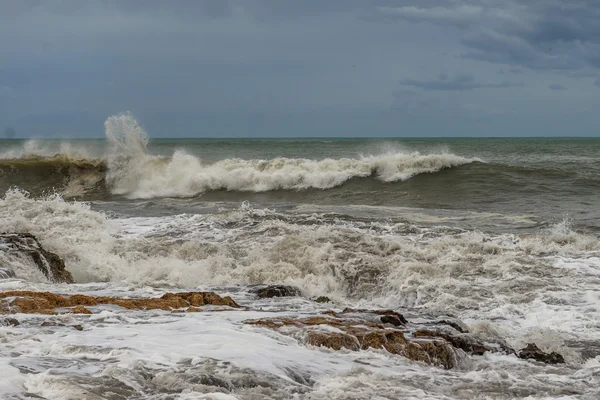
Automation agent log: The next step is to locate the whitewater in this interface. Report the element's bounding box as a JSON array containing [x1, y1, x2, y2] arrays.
[[1, 114, 600, 399]]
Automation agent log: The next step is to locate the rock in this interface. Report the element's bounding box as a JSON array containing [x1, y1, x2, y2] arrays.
[[247, 314, 457, 369], [306, 331, 360, 351], [380, 315, 405, 327], [0, 317, 19, 326], [70, 305, 92, 314], [341, 308, 408, 324], [41, 321, 64, 327], [431, 319, 470, 334], [0, 291, 240, 314], [518, 343, 565, 364], [413, 330, 491, 355], [314, 296, 332, 303], [0, 233, 73, 283], [72, 324, 84, 331], [254, 285, 301, 299]]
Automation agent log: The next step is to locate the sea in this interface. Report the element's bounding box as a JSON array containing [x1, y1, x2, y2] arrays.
[[1, 113, 599, 399]]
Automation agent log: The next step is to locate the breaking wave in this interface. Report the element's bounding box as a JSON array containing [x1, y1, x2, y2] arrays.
[[0, 113, 479, 199]]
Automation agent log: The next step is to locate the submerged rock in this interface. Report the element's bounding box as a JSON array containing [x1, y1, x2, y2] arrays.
[[253, 285, 301, 299], [0, 317, 19, 326], [314, 296, 332, 303], [518, 343, 565, 364], [0, 291, 240, 314], [380, 315, 406, 327], [0, 233, 73, 283]]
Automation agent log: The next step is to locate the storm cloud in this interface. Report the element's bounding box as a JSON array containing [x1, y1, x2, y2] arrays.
[[0, 0, 598, 137]]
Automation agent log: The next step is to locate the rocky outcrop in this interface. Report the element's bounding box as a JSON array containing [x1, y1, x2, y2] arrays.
[[0, 291, 240, 315], [0, 233, 73, 283], [253, 285, 301, 299], [245, 308, 533, 370], [246, 311, 458, 369], [518, 343, 565, 364]]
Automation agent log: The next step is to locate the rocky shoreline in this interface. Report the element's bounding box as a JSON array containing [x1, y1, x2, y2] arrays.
[[1, 233, 566, 373]]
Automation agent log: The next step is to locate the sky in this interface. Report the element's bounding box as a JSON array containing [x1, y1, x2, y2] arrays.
[[0, 0, 599, 138]]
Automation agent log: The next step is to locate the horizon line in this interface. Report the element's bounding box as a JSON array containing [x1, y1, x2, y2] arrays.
[[1, 136, 600, 140]]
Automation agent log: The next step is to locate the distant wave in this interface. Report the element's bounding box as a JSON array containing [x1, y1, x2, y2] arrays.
[[0, 113, 481, 199]]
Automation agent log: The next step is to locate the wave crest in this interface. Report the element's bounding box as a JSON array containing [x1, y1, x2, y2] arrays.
[[102, 114, 479, 198], [1, 113, 480, 199]]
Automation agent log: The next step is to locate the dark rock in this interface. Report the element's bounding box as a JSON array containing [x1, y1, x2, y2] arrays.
[[72, 325, 84, 331], [1, 317, 19, 326], [342, 308, 408, 324], [314, 296, 332, 303], [380, 315, 405, 326], [254, 285, 301, 299], [414, 330, 491, 355], [518, 343, 565, 364], [0, 233, 73, 283], [41, 321, 64, 327], [433, 319, 470, 334]]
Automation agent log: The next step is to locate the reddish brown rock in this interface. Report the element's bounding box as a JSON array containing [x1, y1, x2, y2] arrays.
[[305, 331, 360, 351], [0, 291, 240, 315], [246, 314, 456, 369], [70, 305, 92, 314]]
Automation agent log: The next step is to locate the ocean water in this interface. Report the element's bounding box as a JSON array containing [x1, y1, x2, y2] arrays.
[[1, 113, 600, 399]]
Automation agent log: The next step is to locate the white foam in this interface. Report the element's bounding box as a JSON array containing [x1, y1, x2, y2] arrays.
[[100, 113, 479, 198]]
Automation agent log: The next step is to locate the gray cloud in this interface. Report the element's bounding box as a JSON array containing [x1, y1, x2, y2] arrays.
[[379, 1, 600, 71], [595, 77, 600, 87], [548, 84, 567, 91], [400, 73, 523, 91], [1, 0, 599, 137]]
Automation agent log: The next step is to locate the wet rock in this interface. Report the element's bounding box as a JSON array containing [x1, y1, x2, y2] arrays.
[[247, 314, 456, 369], [518, 343, 565, 364], [431, 319, 470, 334], [380, 315, 405, 327], [41, 321, 64, 327], [254, 285, 301, 299], [342, 308, 408, 324], [0, 290, 240, 314], [305, 331, 360, 351], [414, 330, 491, 355], [314, 296, 332, 303], [72, 324, 84, 331], [70, 305, 92, 314], [0, 317, 19, 326], [0, 233, 73, 283]]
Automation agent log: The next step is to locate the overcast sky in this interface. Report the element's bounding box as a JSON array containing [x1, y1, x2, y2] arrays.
[[1, 0, 599, 137]]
